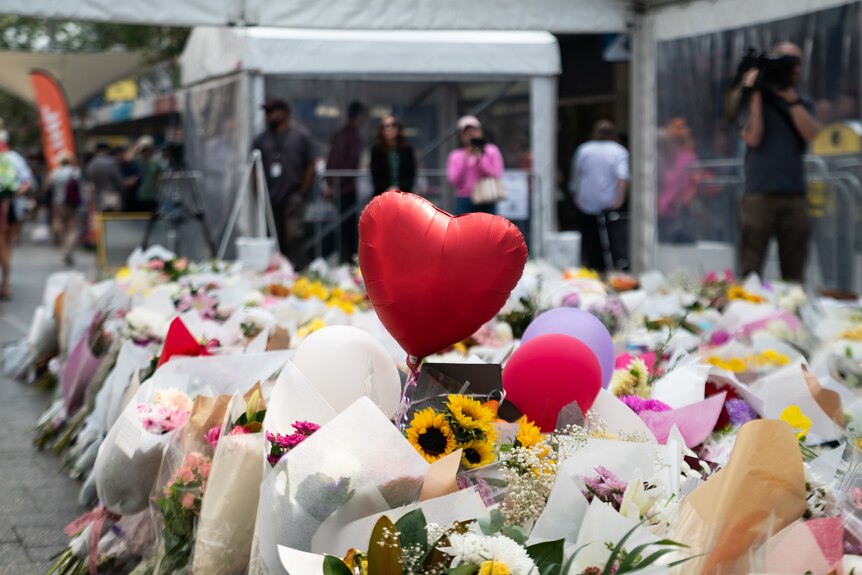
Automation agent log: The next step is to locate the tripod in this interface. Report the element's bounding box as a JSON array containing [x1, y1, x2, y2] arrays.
[[142, 171, 217, 258]]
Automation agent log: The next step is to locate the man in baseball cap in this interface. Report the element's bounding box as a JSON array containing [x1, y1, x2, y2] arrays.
[[252, 97, 315, 269]]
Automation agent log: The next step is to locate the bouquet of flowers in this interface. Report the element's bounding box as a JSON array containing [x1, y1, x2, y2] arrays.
[[192, 386, 268, 575], [153, 451, 210, 574], [405, 394, 498, 469], [95, 382, 194, 516]]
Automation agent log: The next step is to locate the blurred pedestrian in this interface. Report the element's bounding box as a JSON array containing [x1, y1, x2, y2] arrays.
[[657, 118, 699, 243], [85, 142, 124, 212], [252, 98, 315, 270], [370, 114, 416, 196], [48, 154, 81, 266], [326, 101, 366, 263], [0, 130, 35, 300], [130, 136, 161, 212], [568, 120, 630, 270], [447, 115, 504, 215], [738, 42, 820, 283], [114, 145, 141, 210]]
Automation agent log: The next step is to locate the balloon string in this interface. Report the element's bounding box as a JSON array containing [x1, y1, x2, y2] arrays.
[[397, 355, 421, 430]]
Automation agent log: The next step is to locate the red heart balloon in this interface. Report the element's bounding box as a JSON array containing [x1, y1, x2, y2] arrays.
[[359, 191, 527, 360]]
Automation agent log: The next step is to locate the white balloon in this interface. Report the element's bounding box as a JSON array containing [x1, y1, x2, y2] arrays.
[[292, 326, 401, 418]]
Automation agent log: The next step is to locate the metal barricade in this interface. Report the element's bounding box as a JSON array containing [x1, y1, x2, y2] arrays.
[[673, 156, 862, 291], [298, 169, 538, 265]]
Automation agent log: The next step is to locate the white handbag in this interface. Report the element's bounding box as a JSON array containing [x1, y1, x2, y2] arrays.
[[471, 177, 507, 205]]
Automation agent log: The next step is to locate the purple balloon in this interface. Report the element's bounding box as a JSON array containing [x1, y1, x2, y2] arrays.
[[521, 308, 615, 388]]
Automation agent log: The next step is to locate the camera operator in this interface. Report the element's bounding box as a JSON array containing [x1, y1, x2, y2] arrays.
[[738, 42, 821, 284]]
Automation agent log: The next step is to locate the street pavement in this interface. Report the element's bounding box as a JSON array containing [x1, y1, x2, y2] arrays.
[[0, 240, 97, 574]]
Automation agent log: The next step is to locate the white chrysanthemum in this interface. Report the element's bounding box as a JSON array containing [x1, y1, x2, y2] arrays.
[[482, 535, 537, 575], [125, 306, 170, 340], [442, 533, 537, 575], [494, 321, 514, 344], [242, 307, 275, 328], [244, 290, 265, 306]]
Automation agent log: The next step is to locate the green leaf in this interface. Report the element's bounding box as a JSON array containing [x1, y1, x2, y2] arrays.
[[478, 509, 505, 535], [603, 520, 646, 575], [526, 539, 564, 575], [618, 548, 676, 572], [323, 555, 353, 575], [500, 525, 529, 546], [560, 544, 589, 575], [367, 516, 402, 575], [448, 566, 480, 575], [394, 509, 428, 556]]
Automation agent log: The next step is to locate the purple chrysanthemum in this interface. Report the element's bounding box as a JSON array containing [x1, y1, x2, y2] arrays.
[[725, 398, 758, 427]]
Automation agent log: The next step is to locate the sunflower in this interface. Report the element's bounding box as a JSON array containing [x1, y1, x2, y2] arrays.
[[407, 408, 456, 463], [459, 439, 496, 469], [514, 418, 542, 449], [446, 395, 496, 441]]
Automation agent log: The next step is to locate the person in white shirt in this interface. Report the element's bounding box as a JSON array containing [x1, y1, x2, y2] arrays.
[[49, 154, 81, 266], [568, 120, 630, 270]]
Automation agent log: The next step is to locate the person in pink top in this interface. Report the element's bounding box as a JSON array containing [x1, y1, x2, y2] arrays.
[[447, 115, 504, 215]]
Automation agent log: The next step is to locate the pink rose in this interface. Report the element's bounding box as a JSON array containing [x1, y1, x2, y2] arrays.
[[174, 258, 189, 271], [204, 426, 221, 448], [176, 467, 195, 483], [180, 493, 196, 509], [148, 259, 165, 270], [227, 426, 251, 436]]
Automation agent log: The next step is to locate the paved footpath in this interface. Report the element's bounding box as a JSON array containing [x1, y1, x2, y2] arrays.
[[0, 241, 96, 574]]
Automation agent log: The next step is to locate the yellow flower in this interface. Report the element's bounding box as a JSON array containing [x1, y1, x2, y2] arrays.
[[839, 327, 862, 341], [295, 318, 326, 339], [407, 408, 456, 463], [727, 285, 766, 303], [446, 395, 495, 433], [478, 561, 511, 575], [757, 349, 790, 367], [452, 341, 469, 355], [707, 356, 748, 373], [459, 439, 496, 469], [327, 298, 355, 314], [609, 369, 636, 397], [116, 267, 131, 280], [780, 405, 812, 440], [515, 418, 543, 449], [565, 267, 600, 280]]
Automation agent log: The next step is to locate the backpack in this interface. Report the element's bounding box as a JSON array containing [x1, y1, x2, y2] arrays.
[[0, 154, 16, 199]]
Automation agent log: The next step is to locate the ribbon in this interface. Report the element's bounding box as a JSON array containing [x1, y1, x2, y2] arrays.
[[396, 355, 422, 430], [63, 505, 120, 575]]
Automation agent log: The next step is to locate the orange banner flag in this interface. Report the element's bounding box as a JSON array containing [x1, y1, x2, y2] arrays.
[[30, 70, 76, 172]]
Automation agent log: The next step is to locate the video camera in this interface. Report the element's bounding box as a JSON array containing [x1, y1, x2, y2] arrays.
[[733, 48, 799, 92]]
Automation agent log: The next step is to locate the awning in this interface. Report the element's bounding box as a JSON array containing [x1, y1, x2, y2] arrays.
[[0, 50, 144, 109], [0, 0, 632, 33], [181, 27, 562, 86]]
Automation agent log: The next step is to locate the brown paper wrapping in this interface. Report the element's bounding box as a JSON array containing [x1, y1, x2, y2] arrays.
[[266, 326, 291, 351], [803, 367, 845, 427], [420, 449, 461, 501], [673, 420, 806, 574], [182, 394, 231, 446]]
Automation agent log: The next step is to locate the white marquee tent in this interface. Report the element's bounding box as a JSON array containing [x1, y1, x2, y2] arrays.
[[2, 0, 858, 271], [179, 26, 561, 249]]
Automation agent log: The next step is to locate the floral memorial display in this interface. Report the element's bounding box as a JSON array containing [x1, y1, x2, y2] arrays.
[[10, 194, 862, 574]]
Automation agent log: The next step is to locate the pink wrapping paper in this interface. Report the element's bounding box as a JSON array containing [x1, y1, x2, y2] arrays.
[[62, 336, 103, 415], [638, 392, 726, 447]]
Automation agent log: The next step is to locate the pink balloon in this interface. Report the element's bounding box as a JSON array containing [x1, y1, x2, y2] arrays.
[[503, 333, 602, 432]]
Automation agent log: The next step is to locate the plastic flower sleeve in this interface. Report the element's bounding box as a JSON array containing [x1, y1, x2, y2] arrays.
[[94, 373, 193, 516], [256, 397, 428, 575], [149, 395, 227, 575], [262, 361, 336, 440], [152, 350, 291, 397], [191, 390, 267, 575]]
